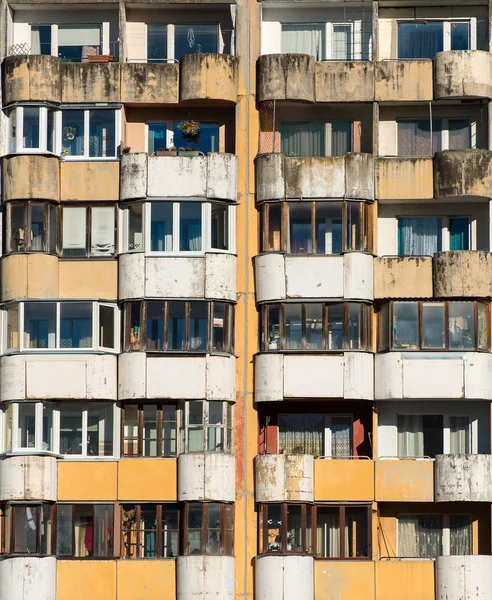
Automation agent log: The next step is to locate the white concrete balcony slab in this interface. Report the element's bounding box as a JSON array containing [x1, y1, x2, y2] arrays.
[[0, 455, 57, 502], [120, 152, 237, 201], [0, 354, 117, 401], [0, 557, 56, 600], [178, 452, 235, 502], [255, 555, 314, 600], [255, 352, 374, 402], [255, 253, 373, 303], [119, 353, 236, 401], [255, 454, 314, 503], [434, 51, 492, 100], [119, 253, 236, 302], [375, 352, 492, 400], [435, 454, 492, 502], [436, 555, 492, 600], [177, 556, 235, 600]]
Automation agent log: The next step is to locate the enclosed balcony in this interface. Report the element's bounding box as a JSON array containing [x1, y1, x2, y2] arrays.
[[434, 51, 492, 100], [435, 454, 492, 502], [436, 555, 492, 600]]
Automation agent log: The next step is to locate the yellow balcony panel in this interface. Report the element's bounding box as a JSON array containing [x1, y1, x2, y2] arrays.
[[57, 560, 116, 600], [118, 458, 177, 501], [434, 251, 492, 298], [60, 161, 119, 202], [1, 254, 58, 302], [3, 54, 61, 105], [435, 50, 492, 100], [58, 461, 117, 501], [3, 155, 59, 202], [434, 150, 492, 199], [258, 54, 315, 103], [59, 260, 117, 300], [120, 63, 179, 104], [180, 53, 238, 104], [314, 459, 374, 502], [376, 560, 435, 600], [315, 560, 374, 600], [374, 256, 433, 299], [375, 460, 434, 502], [315, 61, 375, 103], [375, 60, 433, 102], [117, 560, 176, 600], [376, 158, 433, 201], [61, 63, 120, 103]]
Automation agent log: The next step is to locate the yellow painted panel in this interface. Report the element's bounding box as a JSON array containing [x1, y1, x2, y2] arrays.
[[315, 561, 375, 600], [314, 460, 374, 502], [59, 260, 118, 300], [58, 461, 117, 501], [376, 561, 435, 600], [375, 461, 434, 502], [376, 158, 433, 201], [374, 257, 433, 299], [118, 459, 177, 501], [3, 154, 59, 201], [60, 162, 119, 202], [117, 560, 176, 600], [57, 560, 116, 600]]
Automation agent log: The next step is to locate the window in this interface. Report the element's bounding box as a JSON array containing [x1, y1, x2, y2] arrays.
[[31, 25, 51, 55], [123, 201, 234, 254], [398, 21, 471, 59], [397, 119, 472, 156], [280, 120, 352, 157], [146, 121, 220, 155], [1, 504, 53, 555], [61, 205, 115, 257], [379, 301, 489, 352], [30, 24, 105, 61], [397, 414, 471, 458], [121, 504, 179, 558], [278, 414, 353, 457], [124, 301, 234, 354], [60, 403, 114, 457], [62, 109, 117, 158], [397, 217, 470, 256], [181, 401, 233, 453], [398, 514, 472, 558], [260, 504, 370, 558], [56, 504, 114, 557], [4, 301, 118, 353], [122, 404, 177, 457], [183, 502, 233, 556], [261, 200, 372, 254], [8, 105, 56, 153], [147, 23, 220, 63], [281, 23, 324, 60], [6, 202, 57, 254], [262, 302, 371, 351]]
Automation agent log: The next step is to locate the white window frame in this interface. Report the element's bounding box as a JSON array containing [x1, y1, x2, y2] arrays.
[[145, 23, 223, 64], [29, 23, 109, 57], [145, 121, 174, 152], [61, 108, 120, 161], [9, 105, 58, 154], [326, 22, 359, 61]]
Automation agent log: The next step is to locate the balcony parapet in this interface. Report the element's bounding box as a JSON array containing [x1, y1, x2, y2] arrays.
[[178, 452, 235, 502], [376, 157, 433, 201], [436, 555, 492, 600], [435, 454, 492, 502], [434, 150, 492, 199], [2, 54, 61, 105], [0, 455, 57, 502], [375, 60, 433, 102], [434, 251, 492, 298], [258, 54, 315, 103], [0, 557, 56, 600], [120, 62, 179, 103], [255, 555, 314, 600], [375, 459, 434, 502], [434, 50, 492, 100], [374, 256, 433, 299], [180, 53, 238, 104], [177, 556, 235, 600], [255, 454, 314, 503]]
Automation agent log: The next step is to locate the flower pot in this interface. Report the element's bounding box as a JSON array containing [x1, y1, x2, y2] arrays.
[[156, 149, 177, 157], [178, 150, 200, 157], [88, 55, 114, 63]]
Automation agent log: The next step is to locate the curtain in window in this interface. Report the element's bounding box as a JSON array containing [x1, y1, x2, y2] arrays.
[[280, 121, 324, 157], [331, 121, 352, 156], [331, 417, 352, 457], [398, 217, 442, 256], [450, 516, 472, 555], [281, 23, 324, 60], [398, 120, 441, 156], [450, 417, 470, 454], [278, 414, 324, 455], [397, 22, 444, 59], [398, 515, 442, 557], [397, 415, 424, 457], [31, 27, 41, 54], [448, 120, 471, 150], [316, 510, 342, 557]]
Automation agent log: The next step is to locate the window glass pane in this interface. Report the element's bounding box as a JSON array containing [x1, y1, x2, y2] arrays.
[[128, 302, 141, 350], [162, 505, 179, 557], [58, 25, 101, 61], [225, 505, 233, 555], [180, 203, 202, 251], [316, 202, 342, 254], [146, 302, 164, 350], [450, 515, 472, 555], [7, 305, 19, 350], [128, 204, 143, 251], [316, 507, 340, 557], [422, 303, 445, 349], [60, 405, 83, 455], [62, 110, 84, 156], [393, 302, 419, 350], [11, 204, 26, 253], [190, 302, 207, 351], [93, 505, 114, 557], [423, 415, 444, 458], [187, 503, 203, 554], [398, 217, 442, 256], [266, 305, 280, 350], [398, 21, 443, 59], [449, 302, 474, 349], [212, 303, 225, 352], [208, 402, 224, 452], [148, 123, 168, 154], [89, 110, 115, 158], [398, 120, 441, 157], [281, 23, 323, 60], [30, 204, 45, 251], [143, 404, 158, 457], [62, 207, 86, 257], [331, 120, 352, 156], [123, 405, 138, 457], [56, 505, 73, 555], [346, 203, 361, 251], [173, 121, 219, 154], [348, 304, 362, 349], [14, 506, 39, 553], [266, 505, 282, 552], [174, 24, 218, 61], [162, 405, 177, 457], [207, 503, 222, 554], [60, 303, 93, 348], [398, 415, 424, 457], [306, 304, 323, 350], [43, 403, 54, 452], [147, 25, 167, 64], [48, 204, 57, 254], [285, 304, 302, 350], [398, 515, 442, 558], [140, 505, 157, 558], [23, 107, 40, 149], [345, 508, 368, 558], [450, 416, 470, 454], [478, 303, 489, 351], [9, 108, 17, 153], [378, 303, 389, 352], [188, 402, 204, 452], [31, 25, 51, 55], [451, 22, 470, 51], [91, 207, 115, 255], [88, 403, 113, 457], [333, 24, 352, 60], [40, 504, 52, 554], [99, 305, 115, 349], [168, 302, 186, 350], [211, 204, 228, 250], [327, 304, 343, 350], [448, 120, 471, 151], [71, 505, 94, 557], [280, 120, 324, 158], [287, 505, 302, 552], [450, 217, 469, 251], [265, 204, 282, 252], [18, 403, 36, 449], [151, 203, 173, 251], [289, 204, 312, 253], [24, 302, 56, 349], [279, 414, 324, 456], [331, 416, 352, 458], [47, 109, 55, 153]]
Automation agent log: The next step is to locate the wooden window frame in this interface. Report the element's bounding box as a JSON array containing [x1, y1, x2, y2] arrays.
[[120, 503, 179, 559], [121, 402, 177, 458], [6, 201, 58, 255], [182, 502, 234, 556], [3, 503, 54, 556], [54, 504, 114, 558]]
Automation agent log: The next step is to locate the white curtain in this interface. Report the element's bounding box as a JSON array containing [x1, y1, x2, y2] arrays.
[[397, 415, 424, 457], [450, 417, 470, 454], [91, 207, 115, 255], [31, 27, 41, 54], [280, 121, 324, 158], [281, 23, 323, 60], [450, 516, 472, 555], [63, 207, 86, 255], [398, 217, 442, 256], [399, 515, 442, 558], [278, 414, 324, 455], [316, 511, 341, 557]]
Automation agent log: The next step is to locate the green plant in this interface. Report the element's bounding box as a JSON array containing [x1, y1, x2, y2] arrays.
[[62, 125, 78, 141], [177, 120, 201, 142]]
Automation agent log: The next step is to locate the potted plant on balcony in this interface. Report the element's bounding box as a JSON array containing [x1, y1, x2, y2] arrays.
[[178, 146, 202, 157], [155, 146, 177, 157], [177, 120, 201, 143]]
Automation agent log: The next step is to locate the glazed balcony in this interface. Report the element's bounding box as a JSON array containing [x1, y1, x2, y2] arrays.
[[435, 454, 492, 502], [434, 51, 492, 100]]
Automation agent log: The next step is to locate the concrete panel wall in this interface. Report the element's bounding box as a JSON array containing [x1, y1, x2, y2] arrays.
[[436, 555, 492, 600], [435, 454, 492, 502], [180, 54, 238, 104], [178, 452, 235, 502], [434, 251, 492, 297], [376, 158, 434, 201], [284, 354, 344, 398], [2, 55, 61, 104], [255, 454, 314, 503], [315, 561, 375, 600], [285, 256, 344, 299], [177, 556, 235, 600], [3, 155, 60, 202], [254, 353, 284, 402], [314, 459, 374, 501], [255, 555, 314, 600], [374, 257, 433, 299], [375, 460, 434, 502], [376, 561, 435, 600], [119, 152, 147, 200], [0, 557, 56, 600], [0, 455, 57, 501], [1, 254, 59, 301], [60, 162, 119, 202], [434, 150, 492, 199]]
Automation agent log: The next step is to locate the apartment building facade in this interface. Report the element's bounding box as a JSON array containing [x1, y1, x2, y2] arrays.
[[0, 0, 491, 599]]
